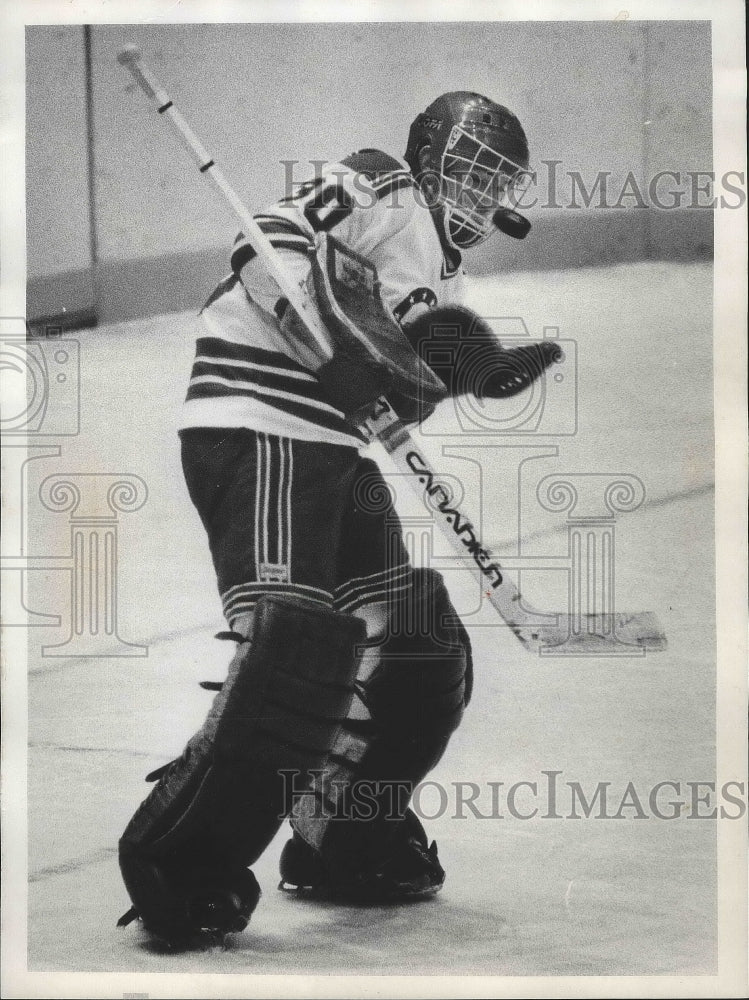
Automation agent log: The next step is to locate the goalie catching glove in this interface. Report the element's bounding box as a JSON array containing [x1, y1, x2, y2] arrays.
[[281, 236, 561, 424], [402, 305, 564, 400]]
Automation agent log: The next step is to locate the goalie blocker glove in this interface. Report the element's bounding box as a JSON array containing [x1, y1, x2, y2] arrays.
[[281, 234, 448, 426], [403, 305, 563, 400]]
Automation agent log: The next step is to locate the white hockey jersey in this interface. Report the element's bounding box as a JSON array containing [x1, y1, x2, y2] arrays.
[[180, 149, 465, 448]]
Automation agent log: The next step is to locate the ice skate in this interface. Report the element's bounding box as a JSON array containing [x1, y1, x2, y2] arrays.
[[116, 858, 261, 949], [278, 809, 445, 903]]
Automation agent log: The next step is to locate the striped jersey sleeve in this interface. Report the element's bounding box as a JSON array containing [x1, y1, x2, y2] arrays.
[[229, 215, 315, 318]]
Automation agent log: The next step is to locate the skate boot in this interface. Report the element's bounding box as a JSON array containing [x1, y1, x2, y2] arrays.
[[278, 809, 445, 902]]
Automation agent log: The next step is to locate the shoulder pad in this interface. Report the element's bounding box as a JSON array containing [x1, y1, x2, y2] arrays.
[[341, 148, 413, 182], [340, 149, 415, 204]]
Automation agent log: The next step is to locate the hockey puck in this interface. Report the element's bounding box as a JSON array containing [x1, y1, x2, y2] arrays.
[[493, 208, 531, 240]]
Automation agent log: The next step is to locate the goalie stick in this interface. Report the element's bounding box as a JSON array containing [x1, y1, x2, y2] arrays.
[[117, 46, 667, 655]]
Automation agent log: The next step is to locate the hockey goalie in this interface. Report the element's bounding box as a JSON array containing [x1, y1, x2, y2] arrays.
[[117, 92, 561, 947]]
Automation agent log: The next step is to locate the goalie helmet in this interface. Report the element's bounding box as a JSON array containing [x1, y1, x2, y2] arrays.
[[405, 91, 530, 250]]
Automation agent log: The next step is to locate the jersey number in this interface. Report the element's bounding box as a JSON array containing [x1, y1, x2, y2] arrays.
[[281, 177, 353, 232]]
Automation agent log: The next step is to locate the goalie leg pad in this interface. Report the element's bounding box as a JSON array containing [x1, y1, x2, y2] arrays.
[[290, 569, 472, 879], [119, 595, 364, 942]]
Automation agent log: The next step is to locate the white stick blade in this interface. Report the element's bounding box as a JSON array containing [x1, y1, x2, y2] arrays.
[[539, 612, 668, 653]]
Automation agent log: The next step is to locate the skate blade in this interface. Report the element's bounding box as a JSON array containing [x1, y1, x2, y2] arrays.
[[118, 910, 242, 952], [278, 878, 443, 903], [136, 923, 233, 953]]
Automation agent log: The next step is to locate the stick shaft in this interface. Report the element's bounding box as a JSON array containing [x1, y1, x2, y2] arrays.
[[362, 401, 541, 648], [119, 50, 333, 359]]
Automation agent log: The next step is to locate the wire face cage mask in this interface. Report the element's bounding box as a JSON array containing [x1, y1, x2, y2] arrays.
[[439, 124, 531, 250]]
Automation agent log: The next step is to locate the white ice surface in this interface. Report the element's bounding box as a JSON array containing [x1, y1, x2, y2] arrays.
[[25, 261, 717, 976]]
